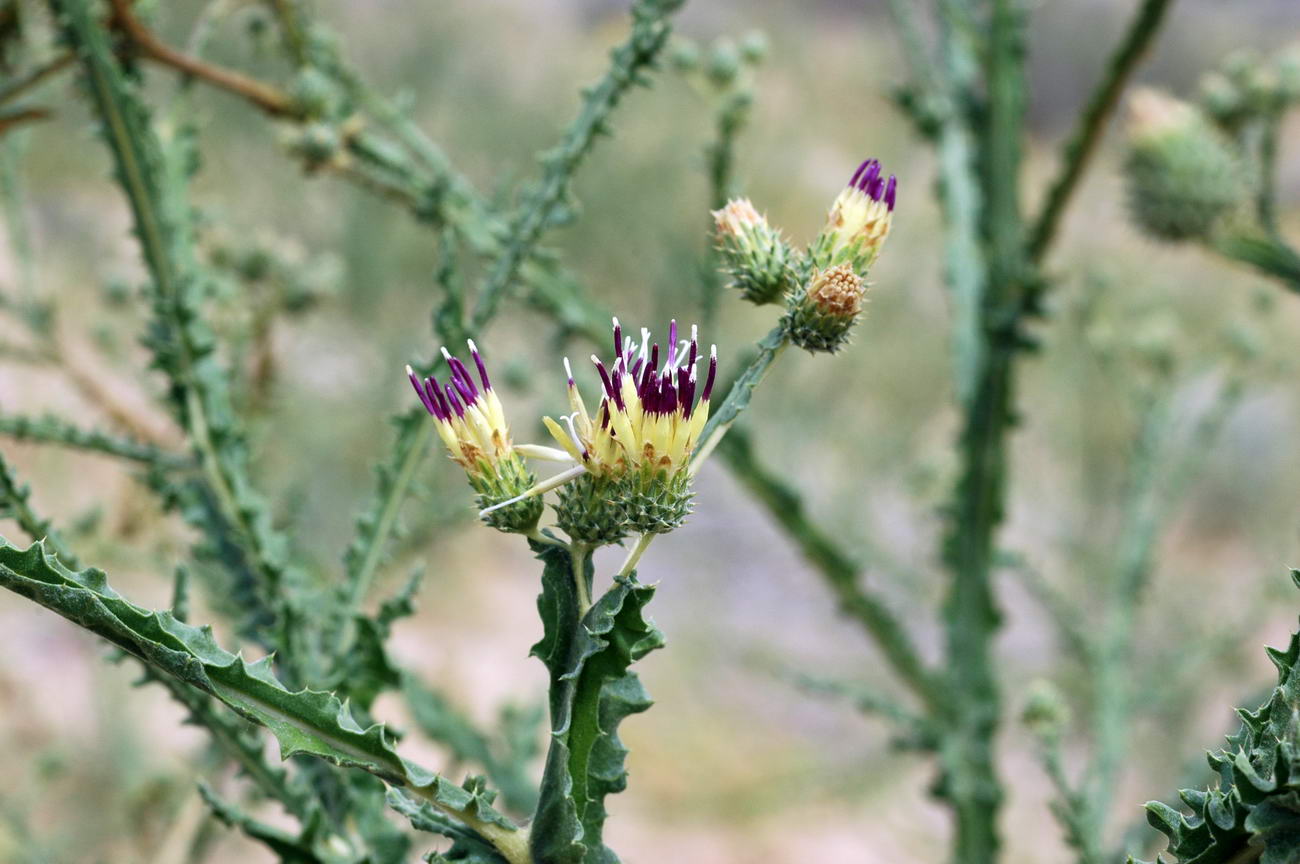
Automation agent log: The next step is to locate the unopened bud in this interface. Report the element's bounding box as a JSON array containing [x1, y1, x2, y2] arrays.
[[812, 158, 896, 275], [785, 264, 867, 354], [712, 198, 798, 305], [1124, 89, 1247, 243]]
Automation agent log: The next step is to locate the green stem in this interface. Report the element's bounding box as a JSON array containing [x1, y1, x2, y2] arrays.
[[717, 430, 937, 707], [1027, 0, 1176, 262], [617, 533, 654, 578], [691, 324, 789, 471], [572, 541, 594, 617], [1211, 229, 1300, 292]]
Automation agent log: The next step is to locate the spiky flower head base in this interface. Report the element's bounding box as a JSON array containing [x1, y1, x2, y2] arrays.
[[1124, 89, 1247, 243], [712, 198, 799, 305], [787, 263, 868, 353], [408, 341, 542, 533]]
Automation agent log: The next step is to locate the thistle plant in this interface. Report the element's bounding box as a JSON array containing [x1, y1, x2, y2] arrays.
[[1, 1, 1298, 864]]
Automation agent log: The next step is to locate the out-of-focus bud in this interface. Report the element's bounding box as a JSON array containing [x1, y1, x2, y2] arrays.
[[785, 263, 867, 354], [707, 38, 741, 87], [811, 158, 897, 275], [407, 341, 543, 533], [739, 31, 769, 65], [669, 38, 701, 73], [287, 122, 344, 170], [289, 67, 343, 120], [712, 198, 798, 305], [1123, 89, 1247, 243], [1277, 44, 1300, 101], [1197, 71, 1246, 126], [1021, 680, 1070, 740]]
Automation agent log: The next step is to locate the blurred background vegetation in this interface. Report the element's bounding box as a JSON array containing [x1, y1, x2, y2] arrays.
[[1, 0, 1299, 861]]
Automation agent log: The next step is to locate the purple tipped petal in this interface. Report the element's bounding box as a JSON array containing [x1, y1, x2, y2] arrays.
[[649, 343, 660, 375], [884, 175, 897, 210], [409, 369, 435, 415], [701, 350, 718, 402], [613, 319, 623, 360], [468, 343, 492, 391], [447, 357, 480, 400], [866, 175, 885, 202], [593, 357, 615, 400], [856, 159, 881, 192], [688, 338, 698, 370], [599, 401, 610, 430], [427, 378, 451, 420], [667, 320, 678, 365], [610, 368, 626, 411], [848, 159, 871, 189], [630, 357, 644, 380], [444, 383, 466, 418]]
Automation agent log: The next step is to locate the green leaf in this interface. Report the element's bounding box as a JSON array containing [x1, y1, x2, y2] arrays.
[[529, 544, 663, 864], [0, 538, 528, 864]]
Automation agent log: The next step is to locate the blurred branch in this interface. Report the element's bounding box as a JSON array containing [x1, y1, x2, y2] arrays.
[[0, 52, 75, 106], [1028, 0, 1176, 262], [716, 429, 938, 707], [469, 0, 679, 330], [1001, 552, 1092, 663], [1211, 230, 1300, 293], [763, 660, 935, 743], [0, 413, 191, 468], [106, 0, 295, 116], [700, 91, 751, 325]]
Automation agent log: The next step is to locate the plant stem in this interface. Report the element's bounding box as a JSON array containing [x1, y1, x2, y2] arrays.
[[717, 430, 938, 707], [1027, 0, 1175, 262], [617, 533, 655, 578], [107, 0, 295, 116], [691, 324, 789, 472], [572, 541, 594, 617]]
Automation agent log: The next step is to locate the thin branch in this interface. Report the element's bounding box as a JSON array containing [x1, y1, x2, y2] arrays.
[[0, 413, 191, 468], [0, 52, 76, 106], [716, 429, 938, 707], [106, 0, 295, 116], [1027, 0, 1176, 262]]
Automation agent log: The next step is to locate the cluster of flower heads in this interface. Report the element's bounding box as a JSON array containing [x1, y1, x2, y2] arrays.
[[409, 319, 718, 541], [712, 157, 897, 353]]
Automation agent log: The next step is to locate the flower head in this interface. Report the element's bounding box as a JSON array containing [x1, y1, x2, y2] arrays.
[[543, 317, 717, 483], [813, 158, 897, 274], [407, 341, 541, 532], [483, 318, 719, 540], [711, 197, 798, 305], [1123, 88, 1247, 242], [786, 263, 868, 354]]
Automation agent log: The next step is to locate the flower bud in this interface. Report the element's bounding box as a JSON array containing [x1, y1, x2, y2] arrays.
[[785, 264, 867, 354], [812, 158, 896, 275], [712, 198, 798, 305], [1123, 89, 1247, 243], [407, 341, 542, 533]]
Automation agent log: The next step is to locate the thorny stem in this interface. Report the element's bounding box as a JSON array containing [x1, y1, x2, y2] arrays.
[[468, 0, 678, 331], [1027, 0, 1176, 262]]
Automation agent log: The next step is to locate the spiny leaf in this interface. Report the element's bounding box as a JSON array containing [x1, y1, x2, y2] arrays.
[[0, 538, 525, 860], [529, 543, 663, 864], [1136, 572, 1300, 863]]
